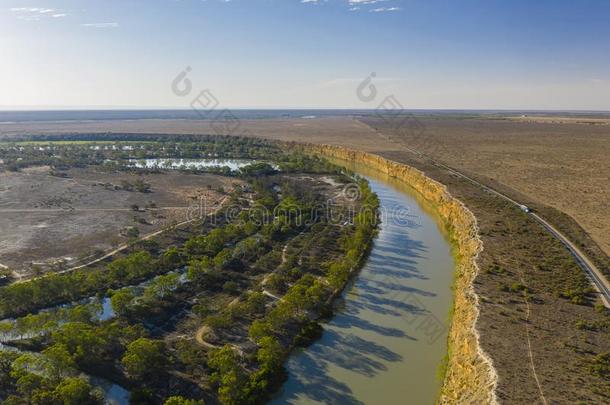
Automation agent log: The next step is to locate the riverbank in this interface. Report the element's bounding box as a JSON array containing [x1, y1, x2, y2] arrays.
[[290, 143, 498, 403]]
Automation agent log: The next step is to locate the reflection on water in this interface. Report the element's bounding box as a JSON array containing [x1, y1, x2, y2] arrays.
[[0, 344, 130, 405], [129, 158, 255, 171], [0, 267, 188, 342], [0, 268, 189, 404], [271, 169, 455, 404], [90, 376, 130, 405], [99, 297, 115, 321]]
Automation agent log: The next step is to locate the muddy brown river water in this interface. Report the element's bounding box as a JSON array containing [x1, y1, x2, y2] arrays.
[[271, 163, 455, 405]]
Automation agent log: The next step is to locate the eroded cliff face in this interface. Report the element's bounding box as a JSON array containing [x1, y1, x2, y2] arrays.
[[293, 143, 498, 404]]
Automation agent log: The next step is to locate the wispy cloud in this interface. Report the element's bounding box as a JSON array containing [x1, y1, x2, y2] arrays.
[[81, 22, 119, 28], [300, 0, 402, 12], [369, 6, 401, 12], [9, 6, 122, 28], [9, 7, 68, 21], [348, 0, 390, 4]]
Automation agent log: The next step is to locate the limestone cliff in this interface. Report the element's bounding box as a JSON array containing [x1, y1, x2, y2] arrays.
[[289, 143, 498, 404]]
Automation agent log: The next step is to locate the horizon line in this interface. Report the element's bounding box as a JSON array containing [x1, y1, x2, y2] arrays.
[[1, 107, 610, 114]]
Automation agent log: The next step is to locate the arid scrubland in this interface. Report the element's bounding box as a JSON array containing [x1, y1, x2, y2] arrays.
[[1, 115, 609, 402]]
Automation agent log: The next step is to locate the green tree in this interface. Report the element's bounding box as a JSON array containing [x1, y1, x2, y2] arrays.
[[133, 179, 151, 193], [208, 346, 246, 405], [163, 247, 183, 266], [145, 273, 180, 300], [187, 257, 213, 282], [213, 248, 233, 270], [122, 338, 167, 380], [244, 292, 267, 315], [241, 162, 276, 177], [184, 236, 208, 257], [51, 323, 106, 366], [256, 336, 284, 370], [206, 228, 226, 255], [10, 355, 51, 401], [0, 351, 17, 393], [248, 320, 271, 343], [108, 251, 154, 280], [110, 289, 135, 317], [265, 274, 287, 295], [53, 377, 102, 405], [130, 388, 156, 405], [42, 344, 77, 382], [164, 396, 204, 405]]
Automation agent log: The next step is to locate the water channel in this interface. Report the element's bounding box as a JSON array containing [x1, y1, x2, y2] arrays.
[[271, 162, 455, 404]]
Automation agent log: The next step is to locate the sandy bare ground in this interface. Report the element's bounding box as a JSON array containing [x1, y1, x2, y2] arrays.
[[0, 166, 233, 275], [15, 192, 232, 286]]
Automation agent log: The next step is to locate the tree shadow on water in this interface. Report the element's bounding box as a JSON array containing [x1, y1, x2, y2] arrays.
[[345, 292, 428, 322], [372, 239, 428, 260], [331, 312, 416, 340], [366, 252, 419, 270], [369, 280, 437, 297], [287, 328, 404, 377], [346, 297, 404, 317], [365, 262, 428, 281], [275, 328, 406, 403], [355, 292, 427, 315], [274, 350, 364, 405], [353, 277, 436, 301]]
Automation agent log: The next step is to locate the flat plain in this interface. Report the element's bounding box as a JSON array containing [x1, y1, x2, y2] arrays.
[[3, 115, 608, 257], [0, 166, 230, 277], [1, 115, 609, 402]]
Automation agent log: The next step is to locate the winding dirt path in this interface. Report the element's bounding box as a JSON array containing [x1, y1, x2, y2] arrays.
[[522, 293, 548, 405], [195, 325, 220, 349], [195, 234, 298, 350]]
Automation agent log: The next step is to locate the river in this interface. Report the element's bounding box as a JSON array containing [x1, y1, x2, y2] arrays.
[[271, 163, 456, 404]]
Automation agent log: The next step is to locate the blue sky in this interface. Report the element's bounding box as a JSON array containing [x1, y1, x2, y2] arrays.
[[1, 0, 610, 110]]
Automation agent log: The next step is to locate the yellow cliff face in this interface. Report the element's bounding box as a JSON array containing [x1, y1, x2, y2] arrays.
[[289, 143, 498, 404]]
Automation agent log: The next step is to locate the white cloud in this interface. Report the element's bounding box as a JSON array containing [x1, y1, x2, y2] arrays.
[[349, 0, 391, 5], [369, 6, 401, 12], [81, 22, 119, 28], [300, 0, 402, 12], [9, 7, 68, 21]]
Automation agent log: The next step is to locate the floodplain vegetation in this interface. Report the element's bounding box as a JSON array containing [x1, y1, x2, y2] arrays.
[[0, 135, 379, 404]]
